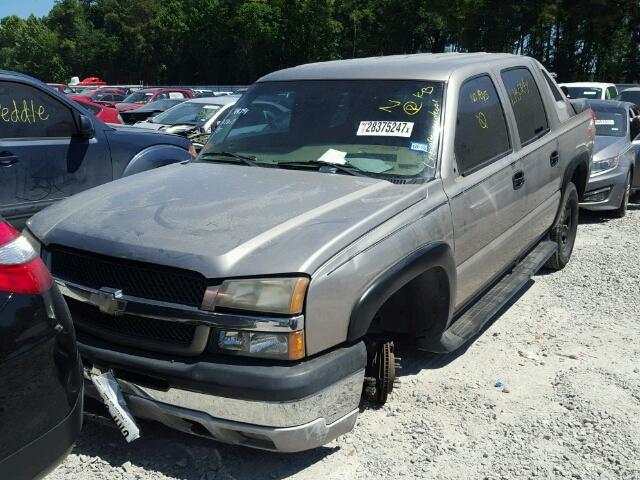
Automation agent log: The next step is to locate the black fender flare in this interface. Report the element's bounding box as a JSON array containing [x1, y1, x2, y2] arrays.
[[561, 151, 590, 202], [347, 241, 457, 342]]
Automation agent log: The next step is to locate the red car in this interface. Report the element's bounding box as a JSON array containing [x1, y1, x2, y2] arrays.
[[115, 88, 193, 112], [72, 97, 123, 124], [69, 87, 127, 108], [77, 76, 107, 86]]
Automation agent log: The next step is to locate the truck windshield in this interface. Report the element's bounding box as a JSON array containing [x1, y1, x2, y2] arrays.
[[201, 80, 445, 179], [592, 106, 627, 137]]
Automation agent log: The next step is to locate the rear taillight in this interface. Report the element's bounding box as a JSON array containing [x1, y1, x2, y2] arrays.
[[188, 144, 197, 157], [587, 108, 596, 141], [0, 222, 52, 294]]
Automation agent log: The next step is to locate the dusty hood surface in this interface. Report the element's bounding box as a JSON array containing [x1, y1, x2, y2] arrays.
[[28, 162, 426, 278], [593, 136, 629, 161]]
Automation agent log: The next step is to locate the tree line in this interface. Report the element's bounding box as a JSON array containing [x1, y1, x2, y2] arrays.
[[0, 0, 638, 85]]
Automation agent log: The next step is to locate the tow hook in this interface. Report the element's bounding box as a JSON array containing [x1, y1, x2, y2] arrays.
[[363, 339, 401, 404]]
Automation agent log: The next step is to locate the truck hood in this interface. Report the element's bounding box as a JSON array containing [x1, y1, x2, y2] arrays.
[[28, 162, 426, 278], [593, 136, 629, 161]]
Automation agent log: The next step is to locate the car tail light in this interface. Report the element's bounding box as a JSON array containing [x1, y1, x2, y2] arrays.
[[0, 222, 52, 294], [116, 114, 124, 124], [587, 108, 596, 141], [188, 144, 197, 157]]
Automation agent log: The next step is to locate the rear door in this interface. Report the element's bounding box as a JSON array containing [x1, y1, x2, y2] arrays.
[[0, 80, 112, 226], [445, 74, 527, 309], [499, 66, 557, 243]]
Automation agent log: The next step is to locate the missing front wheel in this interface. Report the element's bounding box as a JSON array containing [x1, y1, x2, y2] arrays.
[[363, 339, 401, 404]]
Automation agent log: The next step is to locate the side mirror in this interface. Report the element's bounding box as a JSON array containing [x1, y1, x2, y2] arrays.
[[76, 114, 95, 139]]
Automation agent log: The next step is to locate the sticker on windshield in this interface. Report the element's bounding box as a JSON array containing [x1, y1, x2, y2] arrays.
[[357, 121, 414, 137], [595, 119, 615, 125], [409, 141, 431, 153]]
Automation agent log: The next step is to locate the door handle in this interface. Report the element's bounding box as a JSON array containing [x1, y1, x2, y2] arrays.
[[512, 170, 525, 190], [0, 152, 18, 167], [550, 151, 559, 166]]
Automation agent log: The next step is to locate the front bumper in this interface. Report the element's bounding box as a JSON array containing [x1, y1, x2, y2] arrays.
[[86, 370, 362, 452], [579, 166, 628, 211], [80, 340, 366, 452]]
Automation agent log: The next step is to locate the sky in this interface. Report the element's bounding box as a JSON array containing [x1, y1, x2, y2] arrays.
[[0, 0, 55, 19]]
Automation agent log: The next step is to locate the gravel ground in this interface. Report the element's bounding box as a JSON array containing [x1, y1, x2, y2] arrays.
[[48, 205, 640, 480]]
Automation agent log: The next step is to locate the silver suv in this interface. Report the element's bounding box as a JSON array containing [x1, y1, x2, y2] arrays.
[[26, 53, 593, 452]]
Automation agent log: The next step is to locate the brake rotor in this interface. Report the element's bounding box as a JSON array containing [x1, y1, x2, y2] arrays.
[[371, 341, 400, 404]]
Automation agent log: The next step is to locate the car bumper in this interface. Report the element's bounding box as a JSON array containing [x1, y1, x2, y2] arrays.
[[0, 394, 83, 480], [579, 167, 628, 211], [80, 340, 366, 452]]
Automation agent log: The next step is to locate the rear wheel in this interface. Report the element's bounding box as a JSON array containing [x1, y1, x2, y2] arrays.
[[610, 171, 631, 218], [545, 182, 579, 270]]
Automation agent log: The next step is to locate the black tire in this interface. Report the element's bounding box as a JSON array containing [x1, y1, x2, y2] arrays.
[[545, 182, 579, 270], [610, 171, 631, 218]]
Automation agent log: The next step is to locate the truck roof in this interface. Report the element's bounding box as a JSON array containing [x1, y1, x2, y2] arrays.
[[258, 52, 520, 82]]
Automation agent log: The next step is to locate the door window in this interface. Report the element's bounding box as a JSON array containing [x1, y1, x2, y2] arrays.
[[501, 68, 550, 146], [606, 86, 617, 99], [0, 81, 76, 139], [168, 92, 186, 99], [454, 75, 511, 175], [541, 70, 564, 102]]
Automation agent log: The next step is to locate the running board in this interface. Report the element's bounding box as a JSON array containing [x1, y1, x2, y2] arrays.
[[421, 240, 557, 353]]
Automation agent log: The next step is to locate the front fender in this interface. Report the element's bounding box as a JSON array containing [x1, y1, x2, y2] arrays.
[[347, 241, 457, 342], [121, 144, 192, 178]]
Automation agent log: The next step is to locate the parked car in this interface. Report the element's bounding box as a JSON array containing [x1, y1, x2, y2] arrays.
[[0, 218, 82, 480], [47, 83, 73, 94], [71, 97, 123, 124], [0, 70, 196, 227], [69, 88, 127, 108], [76, 76, 107, 87], [616, 86, 640, 106], [119, 98, 186, 125], [26, 53, 593, 452], [116, 88, 193, 112], [129, 96, 239, 134], [579, 100, 640, 216], [558, 82, 618, 100]]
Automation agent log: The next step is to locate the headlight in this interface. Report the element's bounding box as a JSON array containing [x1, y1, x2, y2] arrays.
[[591, 156, 619, 175], [202, 277, 309, 315], [216, 330, 305, 360]]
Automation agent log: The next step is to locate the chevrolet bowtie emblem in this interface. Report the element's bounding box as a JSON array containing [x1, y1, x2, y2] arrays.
[[89, 287, 127, 316]]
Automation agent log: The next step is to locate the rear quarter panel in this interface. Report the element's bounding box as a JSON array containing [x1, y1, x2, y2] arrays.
[[104, 129, 192, 178]]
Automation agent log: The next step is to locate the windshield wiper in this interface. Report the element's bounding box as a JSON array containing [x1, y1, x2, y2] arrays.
[[277, 160, 364, 177], [200, 151, 259, 167]]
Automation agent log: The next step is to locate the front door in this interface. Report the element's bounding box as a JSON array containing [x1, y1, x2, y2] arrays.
[[0, 80, 112, 226]]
